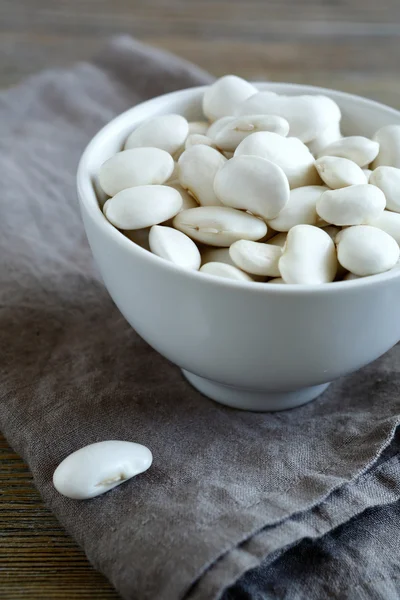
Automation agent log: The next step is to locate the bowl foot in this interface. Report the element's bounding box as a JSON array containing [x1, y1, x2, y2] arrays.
[[182, 370, 330, 412]]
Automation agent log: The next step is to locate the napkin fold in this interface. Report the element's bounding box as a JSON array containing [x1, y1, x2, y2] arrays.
[[1, 36, 400, 600]]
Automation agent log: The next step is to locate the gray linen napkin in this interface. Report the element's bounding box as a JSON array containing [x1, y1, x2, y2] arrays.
[[1, 35, 400, 600]]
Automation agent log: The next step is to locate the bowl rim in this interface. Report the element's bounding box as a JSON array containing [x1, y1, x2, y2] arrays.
[[77, 81, 400, 296]]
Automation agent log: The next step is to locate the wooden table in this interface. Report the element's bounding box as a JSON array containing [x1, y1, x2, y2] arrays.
[[1, 1, 400, 597]]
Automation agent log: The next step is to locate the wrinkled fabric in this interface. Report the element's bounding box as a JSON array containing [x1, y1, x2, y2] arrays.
[[0, 35, 399, 600]]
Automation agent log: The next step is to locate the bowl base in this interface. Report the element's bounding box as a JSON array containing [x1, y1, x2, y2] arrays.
[[182, 370, 330, 412]]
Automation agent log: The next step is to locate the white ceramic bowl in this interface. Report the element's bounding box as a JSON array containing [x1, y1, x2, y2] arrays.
[[77, 83, 400, 411]]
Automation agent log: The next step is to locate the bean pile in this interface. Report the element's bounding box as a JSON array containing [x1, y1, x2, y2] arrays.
[[99, 75, 400, 284]]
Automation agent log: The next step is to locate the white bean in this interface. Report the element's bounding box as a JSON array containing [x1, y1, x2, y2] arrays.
[[53, 441, 152, 500], [178, 145, 226, 206], [207, 116, 235, 140], [268, 277, 285, 283], [214, 155, 289, 220], [363, 169, 372, 182], [214, 114, 290, 152], [203, 75, 257, 121], [316, 185, 386, 226], [315, 156, 367, 188], [167, 181, 198, 211], [99, 148, 174, 196], [93, 174, 109, 207], [185, 134, 216, 149], [317, 136, 379, 167], [267, 186, 328, 231], [229, 240, 282, 276], [369, 166, 400, 213], [188, 121, 209, 135], [235, 93, 341, 143], [166, 161, 179, 183], [372, 125, 400, 168], [200, 247, 269, 282], [235, 131, 319, 188], [97, 89, 400, 287], [336, 225, 400, 276], [318, 225, 347, 278], [104, 185, 182, 230], [200, 262, 253, 281], [149, 225, 201, 270], [173, 206, 267, 247], [279, 225, 337, 284], [366, 210, 400, 246], [125, 114, 189, 155], [307, 122, 342, 156], [343, 272, 362, 280]]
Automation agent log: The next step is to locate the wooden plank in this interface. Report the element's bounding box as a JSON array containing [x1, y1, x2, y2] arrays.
[[0, 436, 119, 599], [1, 0, 400, 89]]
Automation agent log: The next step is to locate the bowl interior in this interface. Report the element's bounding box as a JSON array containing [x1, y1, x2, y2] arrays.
[[77, 82, 400, 291], [80, 82, 400, 201]]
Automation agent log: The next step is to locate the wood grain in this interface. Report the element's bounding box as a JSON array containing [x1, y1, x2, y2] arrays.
[[1, 1, 400, 598], [1, 0, 400, 106], [0, 437, 118, 598]]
